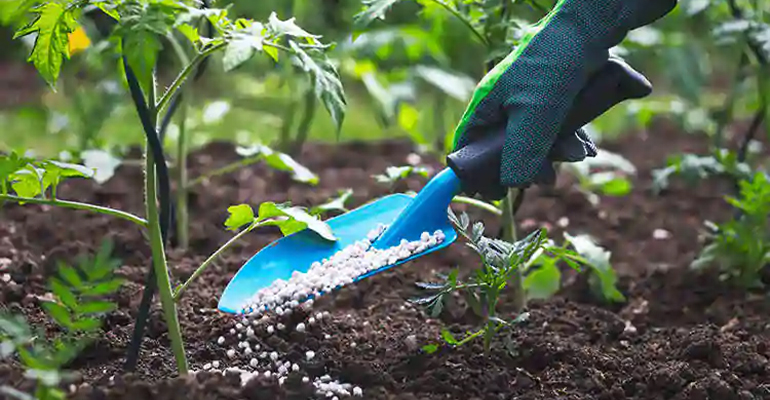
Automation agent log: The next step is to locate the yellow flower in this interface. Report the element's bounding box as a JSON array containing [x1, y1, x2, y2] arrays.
[[68, 26, 91, 55]]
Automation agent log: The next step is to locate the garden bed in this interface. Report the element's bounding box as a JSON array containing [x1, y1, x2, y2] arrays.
[[1, 121, 768, 400]]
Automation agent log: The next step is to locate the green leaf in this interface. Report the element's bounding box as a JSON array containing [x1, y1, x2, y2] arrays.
[[69, 317, 101, 332], [429, 296, 443, 318], [408, 293, 440, 305], [289, 40, 346, 133], [93, 1, 120, 21], [176, 23, 199, 45], [257, 202, 336, 241], [76, 301, 116, 315], [41, 301, 72, 328], [0, 0, 39, 27], [224, 204, 255, 231], [10, 167, 45, 198], [440, 328, 458, 345], [598, 176, 632, 197], [0, 313, 32, 342], [564, 233, 625, 303], [222, 19, 265, 71], [397, 103, 426, 144], [414, 281, 445, 290], [83, 239, 121, 281], [57, 264, 82, 288], [13, 2, 80, 87], [235, 144, 319, 185], [421, 343, 438, 354], [353, 0, 402, 30], [122, 30, 161, 94], [81, 278, 123, 296], [523, 260, 561, 300], [266, 12, 318, 39], [49, 278, 77, 309], [311, 189, 353, 215], [413, 65, 475, 102], [465, 290, 483, 317], [0, 152, 31, 183], [115, 0, 181, 93], [25, 368, 67, 387], [373, 165, 429, 184]]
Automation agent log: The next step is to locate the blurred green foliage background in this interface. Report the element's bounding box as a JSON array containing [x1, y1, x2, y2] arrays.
[[0, 0, 767, 159]]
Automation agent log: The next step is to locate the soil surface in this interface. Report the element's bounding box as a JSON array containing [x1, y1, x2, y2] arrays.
[[1, 119, 769, 400]]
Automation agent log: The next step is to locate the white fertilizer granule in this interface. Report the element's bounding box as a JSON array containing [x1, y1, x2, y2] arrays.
[[239, 225, 446, 315]]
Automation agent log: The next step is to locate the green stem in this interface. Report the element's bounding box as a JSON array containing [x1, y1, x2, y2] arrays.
[[500, 189, 518, 242], [0, 194, 148, 226], [173, 221, 259, 301], [167, 33, 192, 250], [177, 103, 190, 249], [452, 196, 502, 216], [187, 154, 265, 188], [146, 149, 188, 374], [501, 189, 525, 312], [713, 54, 747, 150], [155, 42, 226, 115], [455, 328, 485, 346], [145, 76, 188, 375], [429, 0, 489, 47]]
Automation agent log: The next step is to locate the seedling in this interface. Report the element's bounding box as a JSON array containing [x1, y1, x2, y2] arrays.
[[413, 210, 623, 354], [691, 172, 770, 288], [0, 241, 122, 400], [560, 148, 637, 206]]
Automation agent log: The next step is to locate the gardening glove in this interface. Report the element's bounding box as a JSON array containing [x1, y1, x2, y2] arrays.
[[447, 56, 654, 201], [450, 0, 678, 200]]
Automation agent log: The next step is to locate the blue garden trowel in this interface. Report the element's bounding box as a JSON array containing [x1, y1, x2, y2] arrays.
[[217, 58, 652, 314]]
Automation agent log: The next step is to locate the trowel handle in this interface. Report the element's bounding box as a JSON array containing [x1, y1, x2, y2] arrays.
[[446, 57, 653, 198]]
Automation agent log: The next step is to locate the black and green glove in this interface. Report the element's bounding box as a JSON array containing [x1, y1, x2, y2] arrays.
[[450, 0, 678, 200]]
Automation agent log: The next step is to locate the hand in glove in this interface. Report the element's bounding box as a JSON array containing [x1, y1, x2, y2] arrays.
[[449, 0, 678, 201]]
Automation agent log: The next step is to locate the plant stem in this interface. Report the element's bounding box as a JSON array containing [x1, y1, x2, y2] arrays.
[[452, 196, 502, 216], [455, 328, 485, 346], [501, 188, 525, 312], [145, 148, 188, 374], [713, 54, 748, 150], [173, 222, 258, 301], [145, 76, 188, 375], [176, 103, 190, 249], [167, 34, 193, 250], [155, 42, 226, 115], [187, 154, 265, 188], [429, 0, 489, 47], [0, 195, 148, 226], [500, 189, 518, 242]]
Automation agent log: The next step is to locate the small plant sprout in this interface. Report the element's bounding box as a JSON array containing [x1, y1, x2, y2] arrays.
[[560, 149, 637, 206], [414, 211, 622, 353], [691, 172, 770, 288], [0, 242, 122, 400], [373, 165, 431, 186], [238, 223, 446, 315]]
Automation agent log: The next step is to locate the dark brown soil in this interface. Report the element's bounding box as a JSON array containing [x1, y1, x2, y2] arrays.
[[1, 119, 769, 400]]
